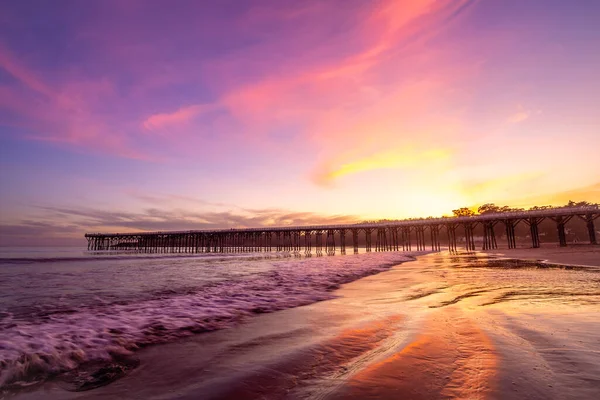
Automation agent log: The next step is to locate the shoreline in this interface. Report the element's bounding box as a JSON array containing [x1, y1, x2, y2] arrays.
[[1, 251, 427, 396], [483, 244, 600, 268], [8, 249, 600, 399]]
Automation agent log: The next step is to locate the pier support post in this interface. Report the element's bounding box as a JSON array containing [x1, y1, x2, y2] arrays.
[[587, 214, 598, 245], [550, 216, 572, 247], [446, 224, 457, 252], [429, 225, 440, 252], [417, 226, 426, 251], [504, 220, 517, 249], [294, 231, 300, 253], [365, 228, 372, 252], [463, 223, 476, 251], [316, 230, 323, 255], [304, 231, 312, 255], [557, 217, 567, 247], [391, 227, 399, 251], [578, 214, 598, 245], [326, 230, 335, 255], [482, 221, 498, 250], [376, 228, 387, 252], [402, 227, 411, 251]]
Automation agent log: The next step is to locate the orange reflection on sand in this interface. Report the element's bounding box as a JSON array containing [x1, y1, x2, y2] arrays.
[[336, 309, 497, 400], [323, 315, 403, 358], [211, 315, 403, 399]]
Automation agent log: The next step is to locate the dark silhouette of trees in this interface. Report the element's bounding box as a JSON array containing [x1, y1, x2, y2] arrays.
[[477, 203, 500, 214], [529, 205, 553, 210], [452, 207, 475, 217], [566, 200, 598, 208], [477, 204, 524, 214], [358, 200, 598, 225]]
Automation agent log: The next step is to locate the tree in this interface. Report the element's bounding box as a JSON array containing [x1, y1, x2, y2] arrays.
[[477, 203, 500, 214], [452, 207, 475, 217], [566, 200, 598, 208], [529, 205, 553, 210]]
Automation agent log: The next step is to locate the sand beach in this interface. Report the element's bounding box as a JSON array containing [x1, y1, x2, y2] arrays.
[[486, 244, 600, 268]]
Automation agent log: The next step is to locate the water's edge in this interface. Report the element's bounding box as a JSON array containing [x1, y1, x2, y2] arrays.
[[0, 252, 422, 392]]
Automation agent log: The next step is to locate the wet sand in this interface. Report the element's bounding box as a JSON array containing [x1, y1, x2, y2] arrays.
[[10, 251, 600, 400], [485, 244, 600, 267]]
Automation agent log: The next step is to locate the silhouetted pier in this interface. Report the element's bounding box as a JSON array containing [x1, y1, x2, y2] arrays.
[[85, 206, 599, 254]]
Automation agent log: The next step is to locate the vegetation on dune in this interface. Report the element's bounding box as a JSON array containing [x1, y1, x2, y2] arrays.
[[360, 200, 598, 224], [452, 200, 598, 218]]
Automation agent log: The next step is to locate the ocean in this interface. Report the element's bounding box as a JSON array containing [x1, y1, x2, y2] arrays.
[[0, 247, 415, 391]]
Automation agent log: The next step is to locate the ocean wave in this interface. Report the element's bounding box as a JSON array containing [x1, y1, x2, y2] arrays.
[[0, 252, 264, 265], [0, 252, 414, 389]]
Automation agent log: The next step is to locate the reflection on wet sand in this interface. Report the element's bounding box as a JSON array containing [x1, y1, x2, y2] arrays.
[[11, 251, 600, 400], [335, 309, 497, 400]]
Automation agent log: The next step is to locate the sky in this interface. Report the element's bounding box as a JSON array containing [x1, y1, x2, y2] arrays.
[[1, 0, 599, 246]]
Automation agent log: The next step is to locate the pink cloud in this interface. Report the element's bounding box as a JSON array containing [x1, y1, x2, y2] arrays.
[[142, 104, 214, 131], [0, 0, 479, 169], [0, 44, 54, 98], [507, 111, 529, 123], [0, 44, 148, 159], [198, 0, 479, 184], [506, 105, 541, 124]]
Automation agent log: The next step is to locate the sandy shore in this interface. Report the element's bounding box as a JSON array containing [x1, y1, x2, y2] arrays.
[[485, 244, 600, 267], [10, 250, 600, 400]]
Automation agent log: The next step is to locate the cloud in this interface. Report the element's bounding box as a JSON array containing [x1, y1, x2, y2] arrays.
[[40, 205, 360, 231], [0, 0, 479, 171], [462, 171, 545, 196], [507, 105, 541, 124], [0, 204, 360, 246], [142, 104, 214, 130], [0, 220, 84, 246], [312, 147, 453, 187], [0, 42, 147, 159], [507, 111, 529, 123], [0, 43, 54, 98], [124, 190, 236, 209], [508, 182, 600, 209]]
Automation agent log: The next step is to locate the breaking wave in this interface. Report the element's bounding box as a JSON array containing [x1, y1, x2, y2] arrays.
[[0, 252, 414, 389]]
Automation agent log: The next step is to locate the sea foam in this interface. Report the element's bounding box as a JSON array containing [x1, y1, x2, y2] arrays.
[[0, 252, 414, 388]]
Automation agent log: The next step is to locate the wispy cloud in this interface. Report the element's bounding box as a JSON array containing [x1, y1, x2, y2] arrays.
[[0, 220, 84, 246], [507, 111, 530, 123], [124, 190, 236, 209], [507, 105, 541, 124], [0, 0, 478, 174], [143, 104, 214, 131], [40, 205, 360, 231], [0, 43, 54, 98], [0, 204, 360, 246], [312, 147, 453, 187], [509, 182, 600, 209], [0, 41, 147, 159]]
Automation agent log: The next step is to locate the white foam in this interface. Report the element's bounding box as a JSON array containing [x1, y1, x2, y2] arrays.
[[0, 252, 415, 387]]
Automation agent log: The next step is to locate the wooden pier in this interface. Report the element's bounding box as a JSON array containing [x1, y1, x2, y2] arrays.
[[85, 206, 599, 254]]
